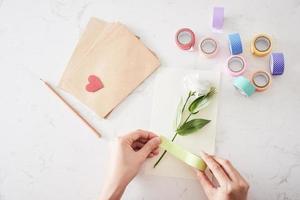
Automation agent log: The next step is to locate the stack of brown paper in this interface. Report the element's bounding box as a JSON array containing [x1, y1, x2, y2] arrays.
[[59, 18, 160, 118]]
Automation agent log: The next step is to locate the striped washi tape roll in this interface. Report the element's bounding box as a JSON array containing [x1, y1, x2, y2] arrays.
[[226, 55, 247, 76], [251, 70, 272, 92], [228, 33, 243, 55], [270, 53, 285, 75], [251, 34, 272, 57], [175, 28, 196, 50], [233, 76, 255, 97]]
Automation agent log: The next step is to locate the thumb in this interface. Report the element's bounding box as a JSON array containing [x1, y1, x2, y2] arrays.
[[139, 137, 160, 158]]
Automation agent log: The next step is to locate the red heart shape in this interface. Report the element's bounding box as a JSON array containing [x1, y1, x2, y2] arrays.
[[85, 75, 104, 92]]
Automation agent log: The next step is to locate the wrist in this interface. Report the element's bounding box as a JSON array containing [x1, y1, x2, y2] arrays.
[[100, 176, 129, 200]]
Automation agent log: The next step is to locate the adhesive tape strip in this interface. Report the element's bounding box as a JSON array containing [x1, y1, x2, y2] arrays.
[[233, 76, 255, 97], [226, 55, 247, 76], [159, 135, 207, 171], [270, 53, 285, 75], [199, 37, 219, 57], [228, 33, 243, 55], [212, 6, 224, 31], [251, 71, 272, 92], [251, 34, 272, 57], [175, 28, 196, 50]]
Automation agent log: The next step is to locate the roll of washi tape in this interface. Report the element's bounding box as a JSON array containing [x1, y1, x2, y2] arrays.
[[228, 33, 243, 55], [175, 28, 196, 50], [251, 71, 272, 92], [270, 53, 285, 75], [199, 37, 219, 57], [159, 136, 207, 171], [251, 34, 272, 57], [226, 55, 247, 76], [233, 76, 255, 97], [212, 6, 224, 32]]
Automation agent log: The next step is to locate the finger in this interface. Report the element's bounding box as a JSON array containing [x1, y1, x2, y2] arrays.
[[213, 156, 248, 184], [147, 153, 155, 158], [139, 137, 161, 158], [137, 138, 148, 143], [136, 129, 157, 138], [132, 141, 145, 151], [213, 156, 240, 181], [152, 147, 159, 155], [200, 151, 231, 186], [196, 170, 215, 196], [123, 130, 158, 144]]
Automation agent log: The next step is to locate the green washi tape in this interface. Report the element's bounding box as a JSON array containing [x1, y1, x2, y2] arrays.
[[233, 76, 255, 97], [159, 136, 207, 171]]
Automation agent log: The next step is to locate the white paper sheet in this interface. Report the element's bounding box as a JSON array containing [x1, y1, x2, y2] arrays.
[[144, 67, 220, 179]]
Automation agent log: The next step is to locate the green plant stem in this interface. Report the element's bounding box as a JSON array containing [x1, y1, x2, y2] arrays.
[[153, 113, 193, 168], [181, 92, 193, 113], [183, 113, 192, 124]]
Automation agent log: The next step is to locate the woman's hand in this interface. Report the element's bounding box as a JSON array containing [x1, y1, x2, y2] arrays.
[[197, 152, 249, 200], [100, 130, 160, 200]]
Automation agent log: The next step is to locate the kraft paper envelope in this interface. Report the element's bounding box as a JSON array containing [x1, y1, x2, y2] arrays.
[[144, 68, 220, 179], [59, 18, 160, 118]]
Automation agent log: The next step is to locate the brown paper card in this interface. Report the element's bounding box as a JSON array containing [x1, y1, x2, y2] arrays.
[[59, 18, 160, 118]]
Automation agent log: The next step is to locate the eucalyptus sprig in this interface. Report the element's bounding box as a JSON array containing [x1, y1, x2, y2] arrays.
[[153, 86, 216, 168]]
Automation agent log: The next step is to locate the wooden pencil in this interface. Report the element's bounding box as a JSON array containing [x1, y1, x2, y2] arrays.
[[41, 79, 101, 138]]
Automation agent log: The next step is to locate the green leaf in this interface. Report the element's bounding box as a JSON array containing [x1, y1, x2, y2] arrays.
[[176, 119, 211, 135], [188, 87, 216, 114], [188, 95, 207, 114]]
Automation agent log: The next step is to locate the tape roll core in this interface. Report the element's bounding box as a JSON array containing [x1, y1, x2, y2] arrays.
[[200, 38, 217, 54], [228, 57, 244, 72], [226, 55, 247, 76], [178, 31, 193, 45], [251, 71, 272, 91], [251, 34, 272, 56], [254, 36, 271, 52], [175, 28, 195, 50]]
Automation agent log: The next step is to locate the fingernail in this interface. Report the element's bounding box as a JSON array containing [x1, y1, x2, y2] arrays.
[[154, 137, 161, 144]]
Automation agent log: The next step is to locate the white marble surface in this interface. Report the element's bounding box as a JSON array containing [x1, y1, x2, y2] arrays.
[[0, 0, 300, 199]]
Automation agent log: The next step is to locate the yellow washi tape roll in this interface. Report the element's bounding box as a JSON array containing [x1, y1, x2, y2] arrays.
[[251, 34, 272, 57]]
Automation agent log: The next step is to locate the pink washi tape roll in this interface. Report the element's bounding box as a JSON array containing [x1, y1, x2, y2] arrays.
[[175, 28, 196, 50], [199, 37, 219, 58], [226, 55, 247, 76]]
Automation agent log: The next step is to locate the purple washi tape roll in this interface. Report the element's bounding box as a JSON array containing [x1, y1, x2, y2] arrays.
[[212, 6, 224, 32], [270, 53, 284, 75]]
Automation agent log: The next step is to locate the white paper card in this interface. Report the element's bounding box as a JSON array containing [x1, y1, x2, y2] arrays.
[[144, 67, 220, 179]]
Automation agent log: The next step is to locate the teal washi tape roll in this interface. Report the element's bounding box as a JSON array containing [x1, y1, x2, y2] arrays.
[[233, 76, 255, 97], [228, 33, 243, 55]]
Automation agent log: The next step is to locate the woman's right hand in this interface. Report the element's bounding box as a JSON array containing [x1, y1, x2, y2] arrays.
[[196, 152, 249, 200]]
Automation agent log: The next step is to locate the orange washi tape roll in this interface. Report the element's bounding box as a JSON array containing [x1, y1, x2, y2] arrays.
[[251, 70, 272, 92]]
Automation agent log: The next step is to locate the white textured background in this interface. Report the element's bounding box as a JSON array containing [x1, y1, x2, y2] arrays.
[[0, 0, 299, 199]]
